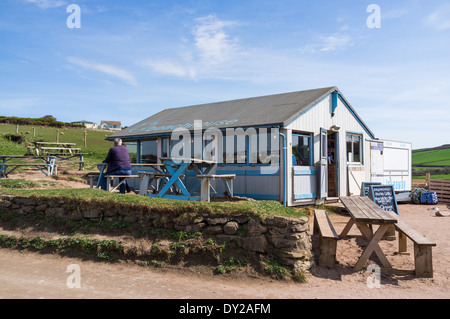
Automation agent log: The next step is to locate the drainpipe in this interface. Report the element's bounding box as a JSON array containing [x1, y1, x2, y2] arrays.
[[278, 130, 287, 207]]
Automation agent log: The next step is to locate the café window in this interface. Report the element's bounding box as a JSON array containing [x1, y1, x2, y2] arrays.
[[140, 139, 158, 164], [161, 138, 168, 159], [346, 133, 362, 163], [292, 134, 312, 166], [222, 133, 248, 164], [253, 129, 280, 165], [124, 142, 137, 163]]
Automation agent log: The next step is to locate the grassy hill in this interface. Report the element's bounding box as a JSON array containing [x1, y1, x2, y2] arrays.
[[412, 145, 450, 180], [0, 123, 115, 170]]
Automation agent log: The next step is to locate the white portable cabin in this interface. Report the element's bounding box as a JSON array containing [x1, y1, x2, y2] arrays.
[[368, 139, 412, 193], [109, 86, 410, 206]]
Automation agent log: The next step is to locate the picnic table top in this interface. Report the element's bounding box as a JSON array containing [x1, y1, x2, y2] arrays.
[[340, 196, 398, 224], [40, 146, 81, 149], [0, 155, 56, 160], [34, 142, 77, 146]]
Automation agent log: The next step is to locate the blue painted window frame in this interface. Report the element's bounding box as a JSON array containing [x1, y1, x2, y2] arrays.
[[346, 131, 364, 164], [292, 133, 313, 167]]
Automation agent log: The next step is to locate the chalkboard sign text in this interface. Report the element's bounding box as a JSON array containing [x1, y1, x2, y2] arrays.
[[369, 185, 399, 215], [361, 182, 382, 197]]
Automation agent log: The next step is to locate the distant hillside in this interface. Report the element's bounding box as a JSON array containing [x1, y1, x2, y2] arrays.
[[413, 144, 450, 153], [412, 143, 450, 180]]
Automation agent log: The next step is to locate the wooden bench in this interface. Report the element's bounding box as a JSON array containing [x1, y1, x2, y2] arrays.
[[394, 217, 437, 277], [313, 209, 339, 268], [197, 174, 236, 202], [105, 175, 140, 192], [87, 173, 100, 188], [138, 171, 174, 196]]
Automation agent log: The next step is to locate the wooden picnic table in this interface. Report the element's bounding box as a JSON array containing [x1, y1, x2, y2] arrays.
[[30, 142, 86, 170], [339, 196, 398, 271], [31, 142, 79, 156], [141, 157, 224, 201], [91, 163, 163, 190]]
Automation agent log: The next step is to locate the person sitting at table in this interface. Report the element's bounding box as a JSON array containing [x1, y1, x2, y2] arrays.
[[101, 138, 132, 194]]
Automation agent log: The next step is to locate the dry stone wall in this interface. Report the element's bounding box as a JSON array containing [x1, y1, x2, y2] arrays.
[[0, 195, 312, 272]]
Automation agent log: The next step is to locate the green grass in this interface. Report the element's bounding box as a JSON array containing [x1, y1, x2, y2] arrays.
[[0, 179, 40, 189], [412, 148, 450, 166], [0, 188, 307, 219], [412, 147, 450, 180], [413, 174, 450, 180], [0, 123, 115, 169]]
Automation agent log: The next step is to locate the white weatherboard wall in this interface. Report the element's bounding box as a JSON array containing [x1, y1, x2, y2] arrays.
[[286, 94, 372, 205]]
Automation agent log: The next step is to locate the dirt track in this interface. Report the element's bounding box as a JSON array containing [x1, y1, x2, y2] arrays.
[[1, 201, 449, 299]]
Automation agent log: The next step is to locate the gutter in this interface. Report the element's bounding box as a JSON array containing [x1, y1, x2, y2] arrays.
[[278, 130, 287, 207]]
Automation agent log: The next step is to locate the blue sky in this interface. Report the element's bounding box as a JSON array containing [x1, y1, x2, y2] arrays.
[[0, 0, 449, 149]]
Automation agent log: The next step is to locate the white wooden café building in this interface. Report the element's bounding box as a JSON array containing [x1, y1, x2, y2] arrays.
[[109, 86, 411, 206]]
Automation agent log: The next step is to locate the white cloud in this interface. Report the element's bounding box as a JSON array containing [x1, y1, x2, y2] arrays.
[[140, 60, 197, 79], [427, 6, 450, 31], [141, 14, 242, 79], [319, 34, 353, 52], [24, 0, 67, 9], [67, 57, 138, 86], [193, 14, 240, 65]]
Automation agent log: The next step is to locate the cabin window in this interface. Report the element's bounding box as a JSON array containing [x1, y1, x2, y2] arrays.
[[222, 133, 248, 164], [161, 138, 168, 159], [346, 133, 362, 163], [254, 129, 280, 165], [140, 139, 158, 163], [292, 134, 312, 166], [124, 142, 137, 163]]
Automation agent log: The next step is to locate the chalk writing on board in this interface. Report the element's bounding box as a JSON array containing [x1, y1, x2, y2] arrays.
[[361, 182, 381, 197], [370, 185, 399, 215]]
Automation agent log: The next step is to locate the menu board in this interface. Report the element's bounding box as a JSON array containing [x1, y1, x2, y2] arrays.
[[369, 185, 399, 215], [361, 182, 382, 197]]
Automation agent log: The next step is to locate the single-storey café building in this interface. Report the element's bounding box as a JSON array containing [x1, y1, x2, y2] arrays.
[[108, 86, 411, 206]]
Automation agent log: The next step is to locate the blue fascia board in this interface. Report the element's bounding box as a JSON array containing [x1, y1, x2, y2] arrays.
[[293, 168, 317, 175], [294, 193, 317, 200], [233, 193, 279, 201], [215, 169, 280, 176], [332, 92, 338, 114]]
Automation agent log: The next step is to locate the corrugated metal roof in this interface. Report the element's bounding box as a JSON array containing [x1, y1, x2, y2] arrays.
[[110, 86, 374, 139]]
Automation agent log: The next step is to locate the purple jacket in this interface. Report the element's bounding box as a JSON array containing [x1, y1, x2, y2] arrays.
[[103, 145, 131, 173]]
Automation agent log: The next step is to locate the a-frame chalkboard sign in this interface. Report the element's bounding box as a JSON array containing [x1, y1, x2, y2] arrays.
[[369, 184, 399, 215], [361, 182, 382, 197]]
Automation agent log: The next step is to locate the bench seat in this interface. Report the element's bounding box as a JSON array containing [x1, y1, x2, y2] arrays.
[[394, 218, 436, 277], [196, 174, 236, 179], [313, 209, 339, 268]]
